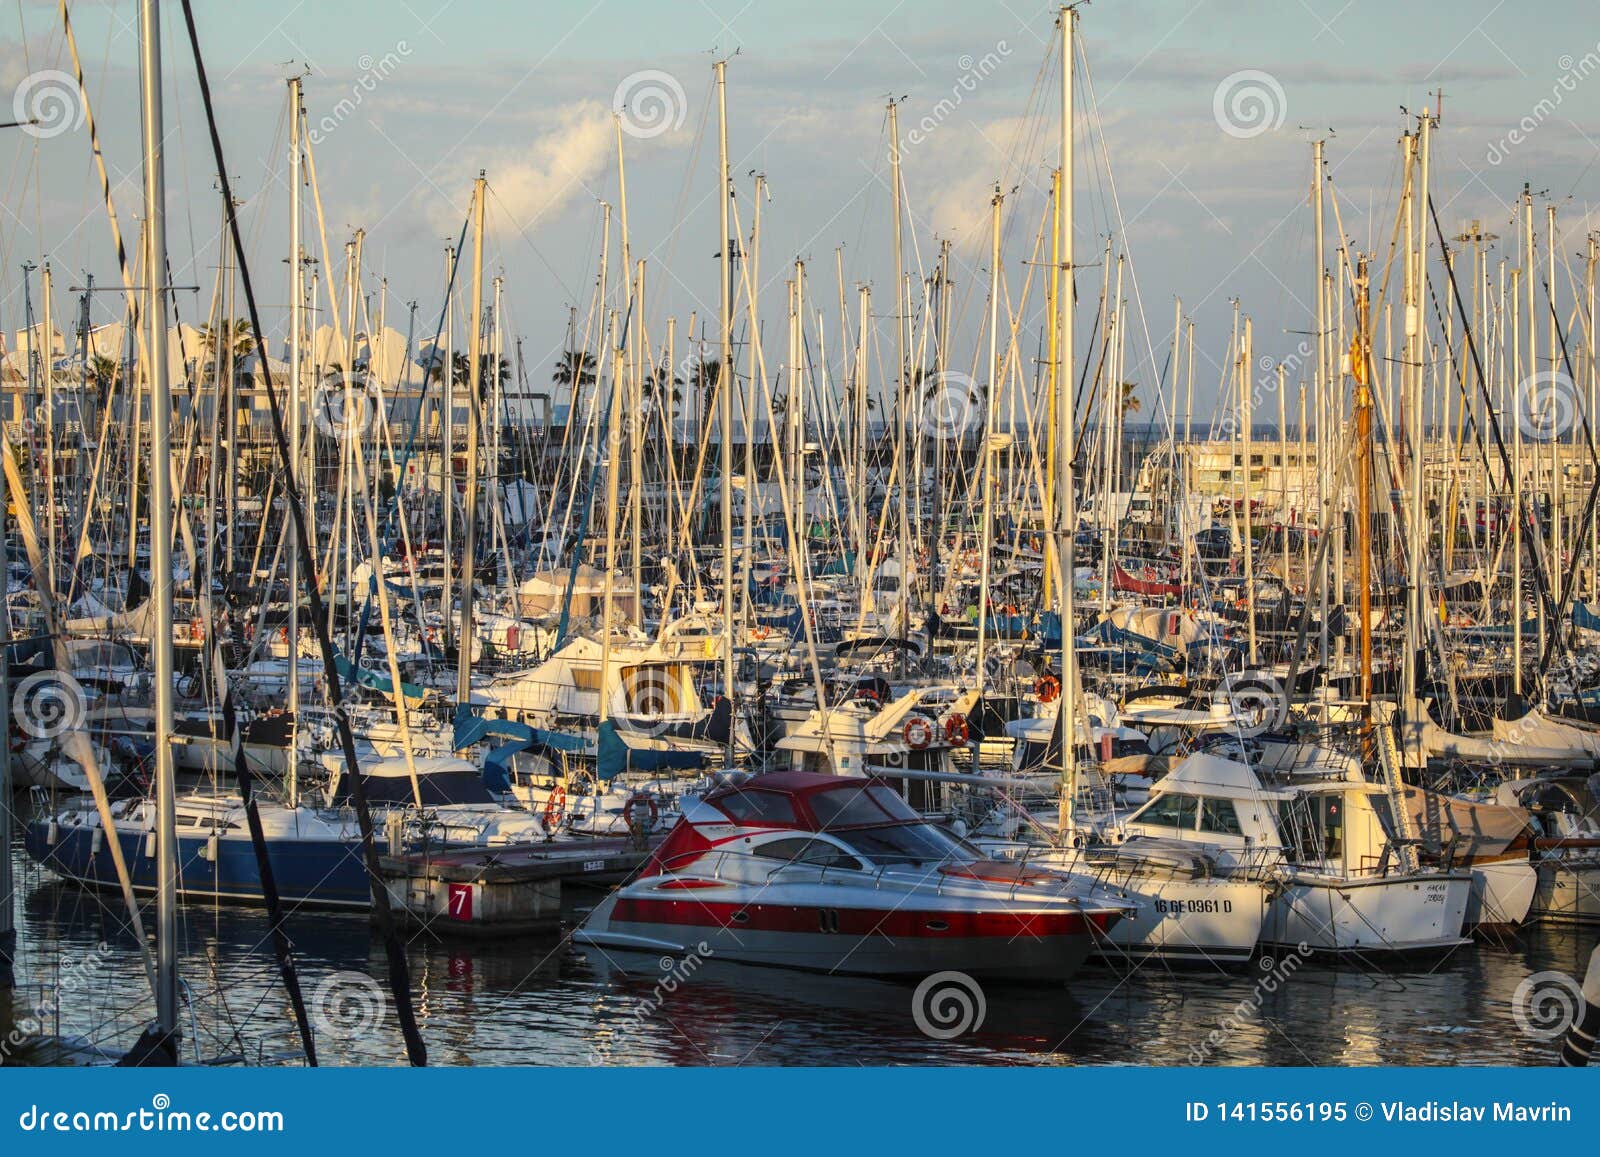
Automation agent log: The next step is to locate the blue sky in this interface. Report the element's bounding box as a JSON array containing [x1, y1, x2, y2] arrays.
[[2, 0, 1595, 418]]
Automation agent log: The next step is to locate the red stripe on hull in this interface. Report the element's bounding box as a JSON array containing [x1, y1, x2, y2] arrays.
[[611, 896, 1115, 939]]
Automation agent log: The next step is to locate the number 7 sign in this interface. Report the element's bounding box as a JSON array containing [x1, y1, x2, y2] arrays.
[[447, 883, 475, 921]]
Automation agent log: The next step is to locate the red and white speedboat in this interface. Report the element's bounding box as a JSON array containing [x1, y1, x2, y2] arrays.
[[575, 772, 1132, 980]]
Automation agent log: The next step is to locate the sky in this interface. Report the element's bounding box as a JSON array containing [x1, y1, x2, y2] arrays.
[[1, 0, 1596, 424]]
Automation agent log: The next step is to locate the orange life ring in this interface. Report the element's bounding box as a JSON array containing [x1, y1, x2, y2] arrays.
[[751, 625, 772, 640], [542, 785, 567, 832], [943, 713, 970, 746], [903, 715, 934, 750], [1036, 674, 1061, 703], [622, 793, 660, 831]]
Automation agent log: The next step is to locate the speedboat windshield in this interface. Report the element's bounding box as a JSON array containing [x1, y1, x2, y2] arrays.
[[838, 821, 976, 867]]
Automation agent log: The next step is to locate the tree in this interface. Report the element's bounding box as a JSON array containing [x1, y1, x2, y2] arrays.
[[476, 354, 511, 399], [688, 357, 722, 434], [551, 350, 596, 392], [87, 354, 120, 398], [199, 318, 256, 361], [1119, 380, 1141, 417], [646, 360, 684, 404]]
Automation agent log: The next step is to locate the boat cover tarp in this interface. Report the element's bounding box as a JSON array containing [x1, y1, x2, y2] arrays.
[[597, 720, 707, 781]]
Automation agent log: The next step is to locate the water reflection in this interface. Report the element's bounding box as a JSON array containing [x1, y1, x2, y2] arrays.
[[6, 849, 1593, 1067]]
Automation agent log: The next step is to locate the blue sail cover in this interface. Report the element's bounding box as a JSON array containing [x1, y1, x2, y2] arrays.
[[596, 720, 707, 781], [452, 705, 589, 791], [335, 655, 428, 707]]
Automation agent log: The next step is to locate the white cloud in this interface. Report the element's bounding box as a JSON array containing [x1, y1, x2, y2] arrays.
[[422, 100, 613, 236]]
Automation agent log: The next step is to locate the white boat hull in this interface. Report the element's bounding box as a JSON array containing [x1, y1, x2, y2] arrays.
[[1263, 872, 1471, 954]]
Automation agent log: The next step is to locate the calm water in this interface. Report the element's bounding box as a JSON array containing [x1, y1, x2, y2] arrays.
[[4, 842, 1593, 1067]]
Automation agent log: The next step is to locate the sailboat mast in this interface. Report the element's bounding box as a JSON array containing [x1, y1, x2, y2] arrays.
[[716, 59, 735, 763], [1056, 3, 1078, 834], [1355, 256, 1374, 702], [889, 99, 911, 640], [1312, 138, 1328, 667], [457, 173, 486, 704], [1402, 114, 1429, 751], [41, 264, 55, 596], [287, 75, 303, 773], [138, 0, 179, 1047]]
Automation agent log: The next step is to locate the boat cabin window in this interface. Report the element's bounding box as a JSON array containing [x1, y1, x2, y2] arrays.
[[715, 790, 798, 826], [752, 837, 862, 871], [1198, 798, 1244, 837], [1134, 791, 1199, 831], [808, 782, 919, 830], [838, 822, 972, 867], [1365, 793, 1398, 842], [1278, 793, 1343, 864]]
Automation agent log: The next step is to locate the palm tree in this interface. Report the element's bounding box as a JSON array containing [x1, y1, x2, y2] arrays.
[[87, 354, 120, 399], [1119, 380, 1141, 417], [199, 318, 256, 362], [476, 354, 511, 399], [551, 350, 596, 392], [688, 357, 722, 435], [646, 361, 684, 405]]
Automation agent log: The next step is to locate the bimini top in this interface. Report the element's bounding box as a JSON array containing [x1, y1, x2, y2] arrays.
[[694, 771, 924, 833], [641, 772, 943, 879]]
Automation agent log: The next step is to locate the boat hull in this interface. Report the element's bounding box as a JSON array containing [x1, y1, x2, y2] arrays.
[[24, 820, 374, 909], [1262, 873, 1471, 954], [1094, 877, 1265, 966], [575, 892, 1114, 980], [1465, 860, 1537, 930], [1530, 857, 1600, 925]]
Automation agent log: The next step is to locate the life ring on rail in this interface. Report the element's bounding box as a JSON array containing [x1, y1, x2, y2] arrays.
[[623, 793, 660, 832], [542, 785, 567, 832], [943, 713, 970, 746], [903, 715, 935, 750], [751, 625, 772, 641], [1035, 674, 1061, 703]]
